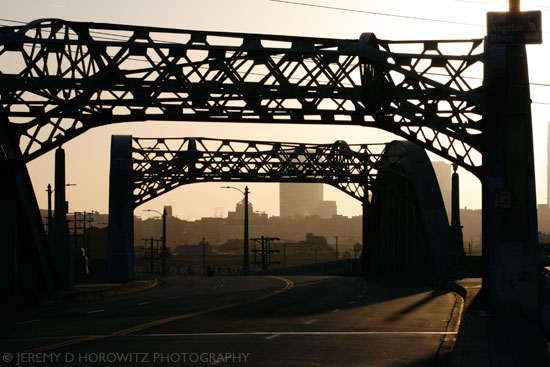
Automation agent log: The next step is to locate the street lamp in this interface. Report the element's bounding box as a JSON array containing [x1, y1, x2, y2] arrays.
[[221, 186, 249, 275], [46, 183, 76, 239], [143, 208, 167, 277]]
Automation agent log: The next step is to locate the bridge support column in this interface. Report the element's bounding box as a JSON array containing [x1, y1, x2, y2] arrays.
[[483, 42, 539, 313], [108, 135, 134, 283], [0, 118, 53, 297]]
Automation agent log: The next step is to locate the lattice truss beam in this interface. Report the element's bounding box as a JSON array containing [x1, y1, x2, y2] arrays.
[[132, 137, 404, 207], [0, 19, 484, 175]]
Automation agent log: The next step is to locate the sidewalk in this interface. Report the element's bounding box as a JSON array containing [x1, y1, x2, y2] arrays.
[[61, 277, 159, 302], [451, 278, 549, 367], [2, 278, 159, 312]]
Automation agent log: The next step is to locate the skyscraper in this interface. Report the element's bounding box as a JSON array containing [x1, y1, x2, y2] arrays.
[[547, 121, 550, 206], [279, 183, 323, 218], [432, 161, 452, 222]]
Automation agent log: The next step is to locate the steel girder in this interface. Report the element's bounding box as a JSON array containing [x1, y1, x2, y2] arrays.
[[0, 19, 484, 176], [130, 137, 405, 208]]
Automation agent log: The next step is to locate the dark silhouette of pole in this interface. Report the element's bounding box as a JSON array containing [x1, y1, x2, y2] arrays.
[[244, 186, 249, 274], [46, 184, 53, 241], [143, 208, 167, 277], [202, 238, 207, 275], [162, 208, 167, 277], [221, 186, 250, 275], [335, 236, 339, 260], [150, 237, 154, 275], [510, 0, 519, 11]]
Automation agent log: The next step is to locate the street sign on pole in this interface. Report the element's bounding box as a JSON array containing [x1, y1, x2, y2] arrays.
[[487, 11, 542, 45]]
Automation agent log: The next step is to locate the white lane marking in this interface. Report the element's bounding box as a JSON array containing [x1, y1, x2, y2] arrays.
[[15, 319, 40, 326], [7, 330, 458, 341], [265, 334, 280, 340], [303, 319, 318, 325], [133, 331, 458, 337], [331, 308, 340, 313], [349, 301, 356, 305], [86, 309, 105, 314], [137, 302, 151, 306]]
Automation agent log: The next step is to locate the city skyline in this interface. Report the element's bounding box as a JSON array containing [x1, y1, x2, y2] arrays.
[[3, 0, 549, 220]]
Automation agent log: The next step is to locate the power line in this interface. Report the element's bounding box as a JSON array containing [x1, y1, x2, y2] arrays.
[[2, 17, 550, 89], [268, 0, 484, 27]]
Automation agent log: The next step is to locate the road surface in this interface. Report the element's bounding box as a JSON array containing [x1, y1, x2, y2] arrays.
[[1, 276, 462, 366]]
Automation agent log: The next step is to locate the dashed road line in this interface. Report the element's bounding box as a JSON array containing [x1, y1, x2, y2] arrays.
[[265, 334, 280, 340], [86, 309, 105, 314], [331, 308, 340, 313], [19, 276, 294, 355], [303, 319, 318, 325], [137, 302, 151, 306], [15, 319, 40, 326]]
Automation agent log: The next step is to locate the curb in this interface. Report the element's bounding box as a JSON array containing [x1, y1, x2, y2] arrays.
[[70, 278, 159, 301]]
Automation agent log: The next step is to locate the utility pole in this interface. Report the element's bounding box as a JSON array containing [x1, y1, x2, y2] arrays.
[[243, 186, 249, 275], [150, 237, 154, 275], [221, 185, 250, 275], [335, 236, 339, 260], [202, 238, 207, 275], [46, 184, 53, 242], [162, 208, 167, 277]]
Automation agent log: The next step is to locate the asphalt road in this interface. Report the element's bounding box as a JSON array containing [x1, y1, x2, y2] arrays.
[[1, 276, 462, 367]]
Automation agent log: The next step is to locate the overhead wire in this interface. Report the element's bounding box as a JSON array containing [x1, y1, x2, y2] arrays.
[[0, 16, 549, 104]]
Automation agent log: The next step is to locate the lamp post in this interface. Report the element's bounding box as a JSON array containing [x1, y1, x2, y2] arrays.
[[46, 183, 76, 239], [143, 208, 167, 277], [221, 186, 249, 275]]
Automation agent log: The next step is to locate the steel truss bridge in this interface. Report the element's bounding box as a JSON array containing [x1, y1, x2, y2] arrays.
[[130, 137, 392, 206], [109, 136, 451, 280], [0, 19, 539, 312]]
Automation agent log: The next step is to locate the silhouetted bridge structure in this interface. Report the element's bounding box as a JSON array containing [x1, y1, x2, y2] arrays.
[[0, 18, 540, 312], [109, 136, 453, 280]]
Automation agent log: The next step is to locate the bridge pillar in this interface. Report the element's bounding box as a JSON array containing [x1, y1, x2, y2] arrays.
[[108, 135, 134, 283], [483, 42, 539, 313], [0, 118, 53, 297]]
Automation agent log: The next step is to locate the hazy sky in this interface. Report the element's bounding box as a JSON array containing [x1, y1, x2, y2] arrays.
[[3, 0, 550, 220]]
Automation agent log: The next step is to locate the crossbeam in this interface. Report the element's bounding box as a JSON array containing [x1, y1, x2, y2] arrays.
[[130, 137, 406, 207]]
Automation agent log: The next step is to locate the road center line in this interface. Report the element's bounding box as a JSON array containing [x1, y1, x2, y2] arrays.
[[86, 309, 105, 314], [20, 276, 294, 355], [303, 319, 318, 325], [15, 319, 40, 326], [265, 334, 280, 340]]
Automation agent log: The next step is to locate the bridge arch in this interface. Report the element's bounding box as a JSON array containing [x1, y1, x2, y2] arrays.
[[108, 135, 451, 281]]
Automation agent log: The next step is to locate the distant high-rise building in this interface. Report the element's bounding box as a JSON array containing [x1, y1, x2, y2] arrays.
[[547, 121, 550, 206], [280, 183, 323, 218], [316, 200, 337, 219], [432, 161, 451, 222]]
